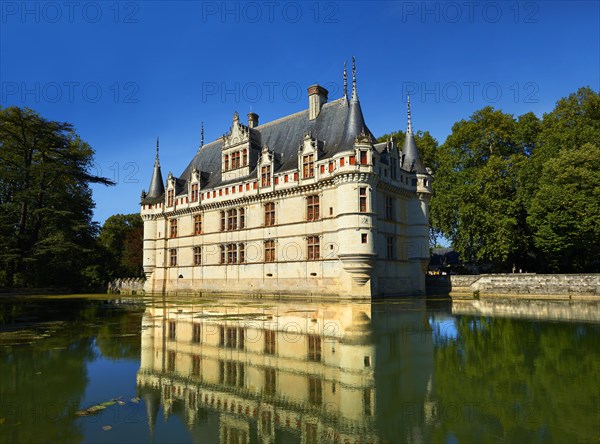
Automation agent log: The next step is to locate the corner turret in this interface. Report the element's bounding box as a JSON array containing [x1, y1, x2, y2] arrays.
[[147, 138, 165, 199]]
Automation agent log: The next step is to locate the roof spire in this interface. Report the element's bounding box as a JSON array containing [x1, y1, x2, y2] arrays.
[[155, 137, 160, 166], [343, 61, 348, 100], [200, 122, 204, 149], [407, 95, 413, 134], [146, 137, 165, 198], [351, 56, 358, 102]]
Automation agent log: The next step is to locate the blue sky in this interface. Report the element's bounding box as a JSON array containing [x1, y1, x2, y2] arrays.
[[1, 1, 598, 223]]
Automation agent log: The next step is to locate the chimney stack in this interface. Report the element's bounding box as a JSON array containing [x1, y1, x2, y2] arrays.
[[308, 85, 328, 120], [247, 112, 259, 128]]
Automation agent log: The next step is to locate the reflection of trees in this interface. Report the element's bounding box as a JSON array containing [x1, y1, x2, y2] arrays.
[[432, 317, 600, 443], [95, 309, 143, 360], [0, 299, 144, 444]]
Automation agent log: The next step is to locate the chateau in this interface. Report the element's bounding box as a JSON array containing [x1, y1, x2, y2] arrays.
[[140, 62, 432, 298]]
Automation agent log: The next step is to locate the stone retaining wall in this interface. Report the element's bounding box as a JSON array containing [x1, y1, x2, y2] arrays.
[[108, 278, 145, 295], [427, 273, 600, 299]]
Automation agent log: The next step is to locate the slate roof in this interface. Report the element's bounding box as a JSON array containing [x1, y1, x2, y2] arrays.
[[178, 96, 375, 192]]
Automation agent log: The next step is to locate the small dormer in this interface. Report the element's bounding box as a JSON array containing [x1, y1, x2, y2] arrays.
[[354, 129, 374, 166], [189, 167, 201, 203], [298, 133, 323, 181], [258, 144, 274, 189], [222, 112, 258, 182], [165, 172, 176, 207]]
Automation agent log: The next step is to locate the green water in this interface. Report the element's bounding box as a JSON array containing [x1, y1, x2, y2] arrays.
[[0, 295, 598, 443]]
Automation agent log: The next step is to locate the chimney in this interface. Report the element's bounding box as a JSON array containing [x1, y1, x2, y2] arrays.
[[247, 112, 259, 128], [308, 84, 328, 120]]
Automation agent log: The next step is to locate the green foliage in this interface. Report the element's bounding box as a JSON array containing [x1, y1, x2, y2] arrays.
[[418, 88, 599, 272], [433, 317, 600, 443], [430, 107, 534, 268], [98, 213, 144, 278], [527, 143, 600, 271], [0, 106, 113, 289]]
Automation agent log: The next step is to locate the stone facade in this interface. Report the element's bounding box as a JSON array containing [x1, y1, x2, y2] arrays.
[[140, 66, 431, 298]]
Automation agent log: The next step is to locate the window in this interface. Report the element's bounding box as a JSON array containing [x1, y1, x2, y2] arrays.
[[306, 195, 319, 221], [362, 233, 368, 244], [192, 355, 201, 377], [169, 249, 177, 266], [167, 189, 174, 206], [307, 236, 320, 261], [227, 209, 237, 230], [359, 187, 367, 212], [264, 329, 276, 354], [168, 320, 176, 340], [220, 211, 225, 231], [261, 166, 271, 187], [193, 214, 202, 234], [192, 323, 201, 343], [264, 368, 277, 396], [170, 219, 178, 238], [242, 149, 248, 166], [167, 350, 176, 371], [193, 246, 202, 265], [303, 154, 314, 178], [385, 196, 394, 220], [231, 151, 240, 169], [340, 157, 345, 167], [386, 236, 395, 260], [224, 154, 229, 170], [264, 368, 276, 396], [227, 243, 237, 264], [264, 202, 275, 226], [308, 334, 321, 361], [350, 156, 356, 165], [264, 240, 275, 262], [329, 162, 334, 172], [239, 208, 245, 229], [308, 376, 322, 405], [363, 388, 372, 416], [223, 243, 244, 264], [191, 183, 199, 202], [360, 150, 368, 165], [391, 158, 397, 179]]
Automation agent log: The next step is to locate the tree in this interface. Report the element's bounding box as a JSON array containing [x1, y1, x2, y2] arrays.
[[0, 106, 113, 288], [430, 107, 535, 269], [527, 143, 600, 271], [98, 213, 144, 278]]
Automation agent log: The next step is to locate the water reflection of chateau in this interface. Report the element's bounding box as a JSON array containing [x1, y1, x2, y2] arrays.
[[137, 299, 434, 443]]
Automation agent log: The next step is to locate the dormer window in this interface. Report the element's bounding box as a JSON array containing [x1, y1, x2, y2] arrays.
[[261, 166, 271, 187], [242, 149, 248, 166], [224, 154, 229, 171], [303, 154, 314, 178], [191, 183, 199, 202], [359, 150, 368, 165], [231, 151, 240, 169], [167, 189, 174, 207]]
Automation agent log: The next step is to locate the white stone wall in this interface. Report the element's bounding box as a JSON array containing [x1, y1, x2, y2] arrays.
[[141, 148, 431, 297]]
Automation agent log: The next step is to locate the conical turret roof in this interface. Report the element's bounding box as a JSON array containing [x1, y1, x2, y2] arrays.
[[402, 96, 428, 174], [146, 138, 165, 199]]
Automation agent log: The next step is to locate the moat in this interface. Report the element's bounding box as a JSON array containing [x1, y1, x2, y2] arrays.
[[1, 295, 598, 443]]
